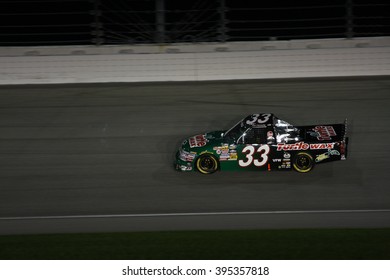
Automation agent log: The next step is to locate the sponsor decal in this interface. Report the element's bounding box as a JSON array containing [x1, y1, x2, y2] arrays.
[[214, 144, 229, 150], [328, 149, 340, 156], [178, 164, 192, 171], [215, 144, 238, 161], [276, 142, 335, 151], [283, 152, 291, 159], [219, 148, 230, 160], [228, 149, 238, 160], [277, 142, 309, 151], [179, 150, 196, 162], [315, 153, 330, 163], [252, 124, 267, 128], [278, 161, 291, 169], [219, 155, 229, 161], [313, 126, 337, 141], [273, 159, 282, 163], [189, 134, 207, 148], [310, 143, 335, 149], [229, 152, 238, 161], [214, 144, 229, 155], [267, 131, 274, 138], [315, 149, 341, 163]]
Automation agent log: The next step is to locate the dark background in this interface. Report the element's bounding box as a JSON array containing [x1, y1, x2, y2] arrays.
[[0, 0, 389, 46]]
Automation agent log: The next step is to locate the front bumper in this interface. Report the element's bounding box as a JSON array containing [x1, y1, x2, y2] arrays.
[[174, 151, 194, 171]]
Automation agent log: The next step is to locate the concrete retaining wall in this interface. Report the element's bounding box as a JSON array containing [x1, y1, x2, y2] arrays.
[[1, 37, 389, 84]]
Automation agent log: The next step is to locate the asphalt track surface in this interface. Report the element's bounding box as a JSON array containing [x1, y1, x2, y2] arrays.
[[1, 77, 390, 235]]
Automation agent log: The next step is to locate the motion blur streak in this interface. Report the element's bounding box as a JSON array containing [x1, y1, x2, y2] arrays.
[[0, 77, 390, 234]]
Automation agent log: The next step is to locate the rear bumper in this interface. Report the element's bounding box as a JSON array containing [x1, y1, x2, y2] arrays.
[[341, 137, 348, 160]]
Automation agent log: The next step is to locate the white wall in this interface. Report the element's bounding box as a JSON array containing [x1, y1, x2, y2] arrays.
[[1, 37, 389, 85]]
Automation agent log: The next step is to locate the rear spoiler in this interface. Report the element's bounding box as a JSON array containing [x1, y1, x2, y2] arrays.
[[341, 118, 348, 160], [343, 118, 348, 141]]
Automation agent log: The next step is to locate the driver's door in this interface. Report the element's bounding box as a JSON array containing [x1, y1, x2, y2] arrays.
[[235, 127, 271, 171]]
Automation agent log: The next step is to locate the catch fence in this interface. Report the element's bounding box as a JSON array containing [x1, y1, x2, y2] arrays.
[[0, 0, 389, 46]]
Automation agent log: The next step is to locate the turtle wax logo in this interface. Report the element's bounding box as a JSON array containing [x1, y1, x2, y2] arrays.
[[314, 126, 336, 140], [189, 134, 207, 148], [277, 142, 335, 151], [277, 142, 309, 151]]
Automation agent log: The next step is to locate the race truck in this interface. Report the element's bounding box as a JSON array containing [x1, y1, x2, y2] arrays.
[[175, 113, 348, 174]]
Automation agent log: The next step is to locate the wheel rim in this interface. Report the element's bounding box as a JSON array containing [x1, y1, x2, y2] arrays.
[[297, 155, 311, 169], [197, 155, 218, 174], [294, 153, 313, 172]]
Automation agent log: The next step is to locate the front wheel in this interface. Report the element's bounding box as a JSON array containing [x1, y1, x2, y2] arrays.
[[293, 152, 314, 173], [195, 154, 219, 174]]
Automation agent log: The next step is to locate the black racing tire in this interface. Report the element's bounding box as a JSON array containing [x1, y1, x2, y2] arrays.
[[195, 154, 219, 174], [293, 152, 314, 173]]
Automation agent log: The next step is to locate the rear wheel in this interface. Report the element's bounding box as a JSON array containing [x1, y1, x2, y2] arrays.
[[196, 154, 219, 174], [293, 152, 314, 173]]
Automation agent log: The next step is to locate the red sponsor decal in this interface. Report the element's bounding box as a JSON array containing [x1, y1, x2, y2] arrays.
[[189, 134, 207, 148], [314, 126, 336, 141], [277, 142, 334, 151], [309, 143, 335, 150], [277, 142, 309, 151]]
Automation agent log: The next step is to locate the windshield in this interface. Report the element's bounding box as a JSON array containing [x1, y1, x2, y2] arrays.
[[224, 119, 245, 141]]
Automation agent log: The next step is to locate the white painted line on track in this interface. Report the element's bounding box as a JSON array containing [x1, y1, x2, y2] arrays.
[[1, 209, 390, 221]]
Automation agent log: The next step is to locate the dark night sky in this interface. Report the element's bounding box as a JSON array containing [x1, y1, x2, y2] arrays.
[[0, 0, 389, 46]]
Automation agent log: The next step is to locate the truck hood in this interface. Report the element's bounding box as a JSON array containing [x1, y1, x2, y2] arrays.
[[181, 130, 225, 151]]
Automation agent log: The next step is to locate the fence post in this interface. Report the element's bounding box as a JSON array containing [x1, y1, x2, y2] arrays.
[[218, 0, 227, 42], [91, 0, 103, 45], [346, 0, 354, 39], [155, 0, 166, 43]]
